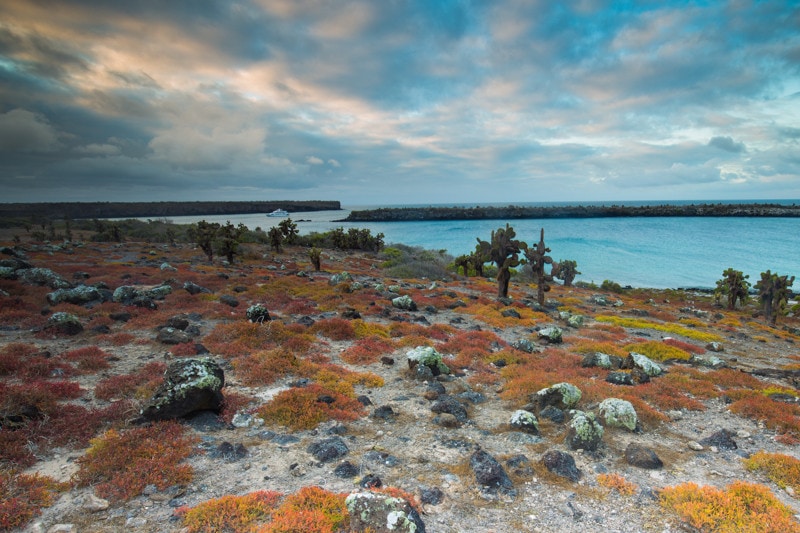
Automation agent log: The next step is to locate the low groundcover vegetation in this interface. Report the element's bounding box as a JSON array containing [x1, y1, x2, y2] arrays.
[[0, 220, 797, 532]]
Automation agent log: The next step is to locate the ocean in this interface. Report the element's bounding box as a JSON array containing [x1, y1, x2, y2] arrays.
[[163, 201, 800, 290]]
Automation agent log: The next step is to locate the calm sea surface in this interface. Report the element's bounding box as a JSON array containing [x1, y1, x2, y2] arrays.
[[164, 202, 799, 289]]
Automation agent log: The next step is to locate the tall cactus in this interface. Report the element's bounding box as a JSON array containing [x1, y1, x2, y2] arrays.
[[714, 268, 750, 309], [755, 270, 795, 325], [525, 228, 554, 305], [476, 224, 526, 299]]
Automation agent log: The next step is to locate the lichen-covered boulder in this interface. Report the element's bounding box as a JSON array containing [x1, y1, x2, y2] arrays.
[[392, 294, 418, 311], [46, 285, 104, 306], [407, 346, 450, 376], [598, 398, 638, 431], [139, 357, 224, 421], [582, 352, 623, 370], [346, 491, 426, 533], [0, 266, 18, 280], [623, 352, 663, 377], [537, 326, 563, 343], [246, 304, 271, 323], [470, 449, 516, 499], [706, 341, 724, 352], [113, 284, 172, 308], [18, 268, 71, 289], [691, 355, 726, 368], [45, 312, 83, 335], [329, 271, 353, 286], [533, 382, 582, 411], [510, 410, 539, 434], [567, 410, 604, 451], [511, 339, 535, 353], [567, 314, 585, 328]]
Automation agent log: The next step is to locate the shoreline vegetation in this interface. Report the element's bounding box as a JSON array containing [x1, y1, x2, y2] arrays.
[[339, 202, 800, 222], [0, 200, 341, 220]]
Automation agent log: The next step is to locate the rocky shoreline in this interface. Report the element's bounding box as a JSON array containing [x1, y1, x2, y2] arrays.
[[340, 203, 800, 222]]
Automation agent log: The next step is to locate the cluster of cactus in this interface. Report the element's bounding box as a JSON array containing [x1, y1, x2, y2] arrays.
[[453, 249, 486, 277], [552, 259, 580, 287], [188, 220, 247, 263], [525, 228, 554, 305], [476, 223, 526, 299], [755, 270, 795, 325], [714, 268, 751, 309], [267, 218, 299, 253], [216, 221, 247, 264], [277, 218, 298, 244]]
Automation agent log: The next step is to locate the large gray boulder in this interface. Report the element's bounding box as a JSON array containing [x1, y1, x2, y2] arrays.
[[598, 398, 638, 431], [45, 312, 83, 335], [533, 382, 582, 411], [470, 448, 516, 499], [18, 268, 70, 289], [139, 357, 224, 422], [346, 491, 425, 533], [567, 410, 604, 451], [46, 285, 105, 306]]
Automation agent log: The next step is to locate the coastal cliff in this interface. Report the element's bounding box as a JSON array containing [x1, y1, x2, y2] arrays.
[[340, 203, 800, 222], [0, 200, 342, 220]]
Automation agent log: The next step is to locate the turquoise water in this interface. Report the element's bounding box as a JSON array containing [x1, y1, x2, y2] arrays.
[[165, 204, 799, 289]]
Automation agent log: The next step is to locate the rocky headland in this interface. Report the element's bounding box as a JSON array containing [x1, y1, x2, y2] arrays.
[[340, 203, 800, 222], [0, 201, 342, 221]]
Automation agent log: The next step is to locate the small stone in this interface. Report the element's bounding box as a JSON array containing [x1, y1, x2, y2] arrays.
[[231, 413, 253, 428], [46, 525, 76, 533], [688, 441, 704, 451], [289, 463, 307, 477], [83, 493, 110, 512], [219, 295, 239, 307], [624, 443, 663, 469], [372, 405, 396, 421], [359, 473, 382, 488], [125, 517, 147, 528], [540, 450, 582, 482], [700, 429, 738, 451], [510, 410, 539, 434], [333, 461, 359, 478], [434, 413, 461, 428], [420, 487, 445, 505], [307, 436, 349, 462]]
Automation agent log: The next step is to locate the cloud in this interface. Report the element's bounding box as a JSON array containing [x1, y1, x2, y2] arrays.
[[708, 136, 747, 153], [0, 108, 61, 152], [0, 1, 798, 203], [148, 126, 266, 171]]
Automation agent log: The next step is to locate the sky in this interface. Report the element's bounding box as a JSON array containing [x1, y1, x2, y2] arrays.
[[1, 0, 799, 206]]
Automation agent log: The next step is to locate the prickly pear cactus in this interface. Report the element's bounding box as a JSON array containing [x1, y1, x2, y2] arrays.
[[525, 228, 554, 305], [476, 223, 526, 299]]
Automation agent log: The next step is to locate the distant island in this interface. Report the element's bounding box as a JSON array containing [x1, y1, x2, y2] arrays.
[[339, 203, 800, 222], [0, 200, 341, 220]]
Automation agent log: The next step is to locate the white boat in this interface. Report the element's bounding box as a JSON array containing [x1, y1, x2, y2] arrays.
[[267, 209, 289, 217]]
